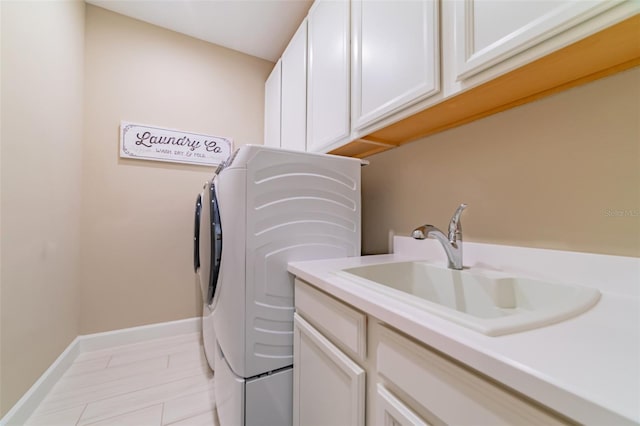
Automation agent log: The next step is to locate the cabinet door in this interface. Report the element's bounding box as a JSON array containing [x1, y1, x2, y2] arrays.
[[264, 60, 281, 148], [376, 384, 431, 426], [352, 0, 439, 131], [306, 0, 350, 153], [454, 0, 624, 80], [281, 20, 307, 152], [293, 313, 365, 426]]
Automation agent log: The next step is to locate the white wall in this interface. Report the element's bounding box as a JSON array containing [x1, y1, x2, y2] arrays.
[[0, 0, 85, 415], [80, 6, 273, 334]]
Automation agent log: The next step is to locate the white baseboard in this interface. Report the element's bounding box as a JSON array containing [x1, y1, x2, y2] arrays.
[[0, 337, 82, 426], [79, 316, 201, 353], [0, 317, 201, 426]]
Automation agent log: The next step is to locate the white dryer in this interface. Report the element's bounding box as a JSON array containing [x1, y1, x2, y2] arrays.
[[200, 145, 362, 426]]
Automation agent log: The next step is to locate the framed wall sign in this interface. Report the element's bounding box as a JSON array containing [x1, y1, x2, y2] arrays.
[[120, 121, 233, 167]]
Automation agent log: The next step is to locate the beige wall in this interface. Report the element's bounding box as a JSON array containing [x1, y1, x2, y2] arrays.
[[362, 67, 640, 258], [0, 0, 85, 415], [80, 6, 273, 334]]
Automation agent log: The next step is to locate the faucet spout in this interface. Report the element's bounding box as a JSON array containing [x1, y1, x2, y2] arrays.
[[411, 204, 468, 270], [448, 203, 468, 243]]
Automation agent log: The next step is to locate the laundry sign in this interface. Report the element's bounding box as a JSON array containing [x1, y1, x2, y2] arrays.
[[120, 121, 233, 167]]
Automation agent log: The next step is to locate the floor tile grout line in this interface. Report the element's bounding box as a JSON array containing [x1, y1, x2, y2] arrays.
[[102, 345, 202, 370], [80, 402, 163, 426], [73, 355, 112, 365], [42, 356, 205, 400], [160, 384, 216, 426], [164, 407, 217, 426], [76, 334, 202, 362], [110, 344, 204, 360], [68, 372, 213, 421], [43, 355, 204, 389], [68, 341, 202, 377], [53, 355, 174, 392], [74, 404, 89, 426], [63, 357, 111, 378], [73, 346, 195, 370], [34, 370, 211, 418], [40, 363, 210, 407]]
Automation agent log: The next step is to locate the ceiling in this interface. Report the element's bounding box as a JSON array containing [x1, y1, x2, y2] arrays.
[[86, 0, 314, 62]]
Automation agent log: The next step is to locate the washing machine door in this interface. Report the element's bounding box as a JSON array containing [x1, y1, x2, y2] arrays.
[[194, 189, 209, 303], [194, 180, 222, 306], [207, 181, 223, 306], [193, 193, 203, 274]]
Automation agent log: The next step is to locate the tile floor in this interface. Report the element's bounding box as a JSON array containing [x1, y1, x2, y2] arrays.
[[25, 332, 218, 426]]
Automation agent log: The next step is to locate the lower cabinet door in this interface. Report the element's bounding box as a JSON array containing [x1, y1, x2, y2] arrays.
[[375, 384, 430, 426], [293, 313, 365, 426]]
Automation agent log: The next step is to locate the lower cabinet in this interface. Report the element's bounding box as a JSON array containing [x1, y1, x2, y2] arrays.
[[293, 278, 571, 426], [293, 313, 365, 426], [375, 324, 565, 425]]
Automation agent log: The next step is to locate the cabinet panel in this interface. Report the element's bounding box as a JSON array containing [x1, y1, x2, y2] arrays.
[[293, 313, 365, 426], [295, 279, 366, 362], [376, 384, 431, 426], [306, 0, 350, 152], [264, 60, 281, 148], [376, 324, 566, 425], [281, 20, 307, 152], [454, 0, 623, 80], [352, 0, 439, 131]]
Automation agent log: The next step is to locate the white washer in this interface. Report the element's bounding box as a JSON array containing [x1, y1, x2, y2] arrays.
[[193, 176, 221, 370], [196, 145, 362, 425]]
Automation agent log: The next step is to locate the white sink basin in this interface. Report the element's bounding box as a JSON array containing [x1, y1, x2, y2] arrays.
[[336, 261, 601, 336]]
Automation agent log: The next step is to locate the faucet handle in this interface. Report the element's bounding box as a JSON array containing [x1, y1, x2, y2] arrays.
[[448, 203, 468, 242]]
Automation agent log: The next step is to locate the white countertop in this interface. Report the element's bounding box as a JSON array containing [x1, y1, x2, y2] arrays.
[[288, 237, 640, 425]]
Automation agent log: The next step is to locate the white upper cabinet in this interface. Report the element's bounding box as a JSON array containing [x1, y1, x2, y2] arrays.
[[281, 20, 308, 152], [268, 0, 637, 156], [306, 0, 351, 153], [351, 0, 439, 132], [264, 60, 281, 148], [454, 0, 624, 81]]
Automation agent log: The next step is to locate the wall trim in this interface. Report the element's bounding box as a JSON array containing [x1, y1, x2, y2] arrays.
[[0, 337, 82, 426], [0, 317, 202, 426], [78, 316, 201, 353]]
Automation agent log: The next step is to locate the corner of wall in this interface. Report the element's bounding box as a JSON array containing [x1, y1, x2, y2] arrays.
[[0, 0, 85, 415]]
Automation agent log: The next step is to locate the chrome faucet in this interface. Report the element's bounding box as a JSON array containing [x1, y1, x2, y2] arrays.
[[412, 204, 468, 270]]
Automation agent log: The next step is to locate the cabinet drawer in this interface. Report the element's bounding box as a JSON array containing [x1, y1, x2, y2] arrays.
[[295, 278, 366, 362], [376, 324, 567, 425]]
